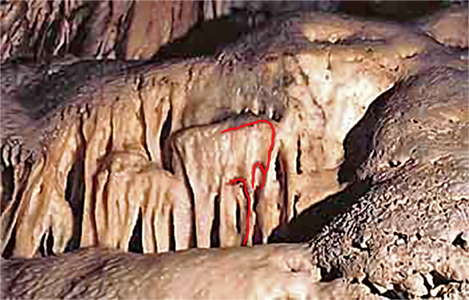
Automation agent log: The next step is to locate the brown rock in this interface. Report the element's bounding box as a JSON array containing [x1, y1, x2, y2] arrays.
[[419, 5, 469, 48], [310, 65, 469, 298], [1, 244, 323, 300]]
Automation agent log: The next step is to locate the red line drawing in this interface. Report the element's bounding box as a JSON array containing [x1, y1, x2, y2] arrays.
[[220, 120, 276, 246]]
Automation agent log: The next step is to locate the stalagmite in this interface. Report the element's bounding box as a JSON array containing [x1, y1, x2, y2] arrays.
[[91, 151, 191, 253], [2, 120, 82, 257], [172, 116, 281, 247]]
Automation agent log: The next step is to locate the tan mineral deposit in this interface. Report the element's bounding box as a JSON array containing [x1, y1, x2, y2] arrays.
[[0, 1, 468, 299]]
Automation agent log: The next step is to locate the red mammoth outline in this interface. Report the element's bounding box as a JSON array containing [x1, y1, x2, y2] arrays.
[[220, 120, 276, 246]]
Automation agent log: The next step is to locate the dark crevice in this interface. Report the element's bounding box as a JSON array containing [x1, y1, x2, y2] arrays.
[[275, 153, 288, 225], [64, 153, 85, 252], [272, 109, 282, 122], [252, 188, 263, 245], [422, 274, 433, 297], [235, 201, 241, 234], [160, 104, 173, 172], [190, 216, 197, 249], [292, 195, 299, 219], [275, 153, 283, 182], [39, 232, 47, 257], [67, 3, 96, 57], [268, 179, 371, 243], [351, 237, 370, 253], [388, 160, 401, 168], [452, 232, 466, 249], [361, 276, 383, 295], [128, 208, 143, 253], [152, 12, 257, 61], [393, 232, 408, 243], [39, 227, 54, 257], [2, 228, 16, 259], [430, 270, 453, 286], [339, 1, 446, 21], [319, 265, 342, 282], [381, 289, 406, 299], [210, 195, 220, 248], [1, 159, 32, 258], [169, 211, 176, 251], [361, 277, 411, 299], [296, 138, 303, 174], [1, 165, 14, 211]]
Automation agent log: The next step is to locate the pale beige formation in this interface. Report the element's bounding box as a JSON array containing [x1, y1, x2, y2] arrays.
[[91, 151, 192, 253], [172, 117, 279, 247]]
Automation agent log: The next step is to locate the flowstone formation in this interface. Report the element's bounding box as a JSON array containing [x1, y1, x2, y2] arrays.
[[1, 5, 468, 300]]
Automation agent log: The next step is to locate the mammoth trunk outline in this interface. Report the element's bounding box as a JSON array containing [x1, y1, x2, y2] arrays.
[[220, 120, 276, 246]]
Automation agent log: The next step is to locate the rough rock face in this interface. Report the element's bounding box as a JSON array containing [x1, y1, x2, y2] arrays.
[[418, 6, 469, 48], [309, 65, 469, 298], [1, 4, 468, 300], [1, 244, 382, 300], [0, 0, 340, 63], [4, 0, 458, 64], [0, 0, 201, 61]]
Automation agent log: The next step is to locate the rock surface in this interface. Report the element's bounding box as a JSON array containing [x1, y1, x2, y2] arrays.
[[0, 0, 200, 61], [309, 65, 469, 298], [0, 0, 341, 63], [1, 244, 323, 300], [418, 6, 469, 48]]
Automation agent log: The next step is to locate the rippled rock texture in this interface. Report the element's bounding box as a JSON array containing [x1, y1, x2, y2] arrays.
[[1, 3, 468, 300]]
